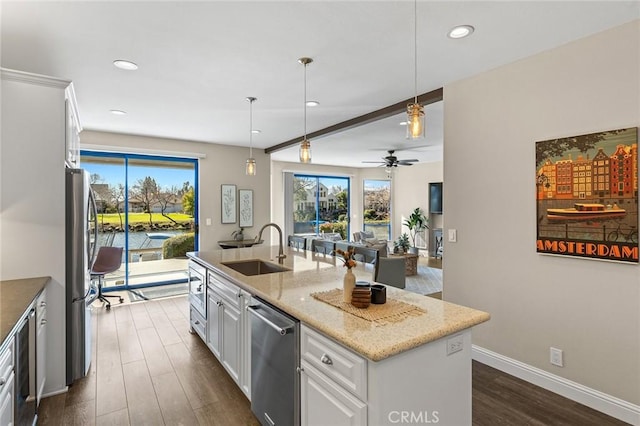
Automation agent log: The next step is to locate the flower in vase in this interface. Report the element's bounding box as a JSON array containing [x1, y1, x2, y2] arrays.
[[336, 248, 357, 269]]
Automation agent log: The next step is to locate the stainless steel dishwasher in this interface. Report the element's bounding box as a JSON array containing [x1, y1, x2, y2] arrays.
[[248, 297, 300, 426]]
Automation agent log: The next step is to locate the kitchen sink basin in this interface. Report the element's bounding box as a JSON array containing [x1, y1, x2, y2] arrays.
[[221, 259, 290, 276]]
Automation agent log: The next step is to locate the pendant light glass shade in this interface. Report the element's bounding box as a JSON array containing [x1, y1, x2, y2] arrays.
[[299, 139, 312, 163], [406, 0, 425, 139], [406, 102, 425, 139], [245, 158, 256, 176], [246, 97, 257, 176], [299, 57, 313, 163]]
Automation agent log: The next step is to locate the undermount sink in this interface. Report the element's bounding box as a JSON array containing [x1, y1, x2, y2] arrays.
[[221, 259, 290, 276]]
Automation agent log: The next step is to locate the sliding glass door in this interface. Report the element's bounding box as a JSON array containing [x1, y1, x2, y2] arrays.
[[81, 151, 198, 290], [292, 174, 350, 240]]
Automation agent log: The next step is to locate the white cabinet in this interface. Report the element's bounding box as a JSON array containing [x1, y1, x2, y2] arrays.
[[36, 289, 47, 406], [0, 338, 15, 426], [300, 325, 367, 426], [239, 289, 251, 399], [64, 85, 81, 168], [220, 299, 241, 383], [206, 271, 249, 389], [206, 289, 222, 359], [301, 360, 367, 426]]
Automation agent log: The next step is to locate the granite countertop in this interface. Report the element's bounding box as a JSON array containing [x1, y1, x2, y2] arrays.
[[0, 276, 50, 349], [188, 247, 490, 362]]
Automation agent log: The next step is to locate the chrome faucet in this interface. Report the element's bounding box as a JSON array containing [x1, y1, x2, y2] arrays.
[[257, 223, 286, 263]]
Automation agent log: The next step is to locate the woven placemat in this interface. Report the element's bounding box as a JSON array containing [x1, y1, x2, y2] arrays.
[[311, 288, 426, 324]]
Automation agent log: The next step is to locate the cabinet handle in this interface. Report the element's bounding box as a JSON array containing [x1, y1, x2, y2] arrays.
[[40, 301, 47, 307], [41, 319, 47, 325], [217, 300, 223, 307], [194, 320, 200, 325], [320, 354, 333, 365], [0, 378, 5, 386], [296, 366, 304, 374]]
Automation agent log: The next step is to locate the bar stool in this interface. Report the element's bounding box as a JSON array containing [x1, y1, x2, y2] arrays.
[[91, 246, 124, 310]]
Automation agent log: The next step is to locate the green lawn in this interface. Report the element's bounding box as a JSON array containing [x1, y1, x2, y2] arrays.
[[97, 213, 193, 225]]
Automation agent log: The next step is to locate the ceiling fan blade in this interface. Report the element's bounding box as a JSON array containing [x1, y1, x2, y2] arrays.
[[397, 160, 418, 166], [362, 160, 385, 164]]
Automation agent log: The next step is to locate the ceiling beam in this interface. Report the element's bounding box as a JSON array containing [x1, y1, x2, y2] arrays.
[[264, 87, 443, 154]]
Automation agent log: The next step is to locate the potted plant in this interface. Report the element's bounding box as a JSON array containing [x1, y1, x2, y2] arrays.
[[393, 233, 411, 254], [403, 207, 428, 254]]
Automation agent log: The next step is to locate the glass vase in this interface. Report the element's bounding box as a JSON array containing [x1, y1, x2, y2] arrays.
[[343, 268, 356, 303]]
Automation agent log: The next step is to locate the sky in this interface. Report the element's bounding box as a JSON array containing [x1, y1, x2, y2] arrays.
[[82, 159, 195, 190]]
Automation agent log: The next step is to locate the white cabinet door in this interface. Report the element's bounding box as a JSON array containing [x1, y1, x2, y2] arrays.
[[206, 290, 222, 359], [0, 372, 14, 426], [36, 289, 47, 406], [239, 291, 251, 399], [220, 301, 241, 384], [300, 361, 367, 426]]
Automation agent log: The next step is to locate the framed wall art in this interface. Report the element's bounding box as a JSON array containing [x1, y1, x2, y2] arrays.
[[535, 127, 638, 263], [239, 189, 253, 228], [221, 184, 237, 224]]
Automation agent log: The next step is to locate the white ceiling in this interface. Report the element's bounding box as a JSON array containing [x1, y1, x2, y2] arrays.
[[2, 1, 638, 167]]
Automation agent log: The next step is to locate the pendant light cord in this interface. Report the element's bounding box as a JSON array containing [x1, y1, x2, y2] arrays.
[[303, 62, 308, 138], [413, 0, 418, 104], [249, 99, 253, 157]]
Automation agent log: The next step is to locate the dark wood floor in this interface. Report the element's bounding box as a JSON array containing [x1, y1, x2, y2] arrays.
[[37, 295, 627, 425]]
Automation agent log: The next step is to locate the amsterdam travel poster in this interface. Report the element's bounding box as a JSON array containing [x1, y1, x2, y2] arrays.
[[536, 127, 639, 263]]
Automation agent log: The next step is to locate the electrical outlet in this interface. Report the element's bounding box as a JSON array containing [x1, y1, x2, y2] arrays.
[[206, 218, 212, 226], [448, 229, 457, 243], [447, 334, 463, 355], [550, 347, 564, 367]]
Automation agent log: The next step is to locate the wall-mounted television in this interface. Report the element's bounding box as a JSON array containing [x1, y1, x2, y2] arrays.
[[429, 182, 443, 214]]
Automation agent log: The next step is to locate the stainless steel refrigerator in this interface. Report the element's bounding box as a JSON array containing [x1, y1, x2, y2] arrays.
[[65, 168, 98, 385]]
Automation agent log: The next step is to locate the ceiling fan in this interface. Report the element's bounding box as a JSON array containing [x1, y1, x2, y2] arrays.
[[362, 150, 419, 167]]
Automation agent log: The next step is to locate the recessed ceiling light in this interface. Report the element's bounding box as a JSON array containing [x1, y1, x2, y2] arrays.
[[251, 129, 261, 134], [110, 109, 127, 115], [399, 121, 408, 126], [113, 60, 138, 70], [306, 100, 319, 107], [448, 25, 474, 39]]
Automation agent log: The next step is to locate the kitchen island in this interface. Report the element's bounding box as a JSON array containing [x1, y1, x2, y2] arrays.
[[188, 246, 489, 425]]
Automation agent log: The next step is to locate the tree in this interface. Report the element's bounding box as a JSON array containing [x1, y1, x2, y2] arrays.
[[336, 190, 348, 211], [132, 176, 159, 225], [535, 130, 625, 166], [182, 187, 195, 217], [110, 183, 125, 230], [156, 185, 180, 224]]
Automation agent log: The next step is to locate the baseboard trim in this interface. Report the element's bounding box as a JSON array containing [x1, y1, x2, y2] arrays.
[[42, 385, 68, 399], [472, 345, 640, 425]]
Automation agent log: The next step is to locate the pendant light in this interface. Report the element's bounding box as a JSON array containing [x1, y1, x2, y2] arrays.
[[407, 0, 425, 139], [245, 97, 257, 176], [298, 57, 313, 163]]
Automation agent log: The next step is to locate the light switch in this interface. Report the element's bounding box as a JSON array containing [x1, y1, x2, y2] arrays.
[[448, 229, 457, 243], [206, 218, 212, 226]]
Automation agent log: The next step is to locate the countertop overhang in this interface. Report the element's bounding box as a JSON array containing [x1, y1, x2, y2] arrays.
[[188, 246, 489, 361]]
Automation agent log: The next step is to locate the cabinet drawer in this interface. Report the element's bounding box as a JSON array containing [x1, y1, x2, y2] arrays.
[[301, 360, 367, 426], [208, 271, 241, 308], [301, 325, 367, 400], [190, 307, 206, 340], [0, 338, 14, 392]]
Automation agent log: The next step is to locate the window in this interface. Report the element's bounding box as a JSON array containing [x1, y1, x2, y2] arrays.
[[363, 179, 391, 241], [81, 151, 198, 290], [291, 174, 349, 239]]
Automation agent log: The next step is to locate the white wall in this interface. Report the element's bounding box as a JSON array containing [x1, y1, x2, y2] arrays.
[[81, 131, 271, 250], [444, 20, 639, 406], [1, 73, 68, 394]]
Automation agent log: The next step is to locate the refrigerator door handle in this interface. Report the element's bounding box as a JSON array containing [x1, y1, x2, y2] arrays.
[[88, 189, 99, 268]]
